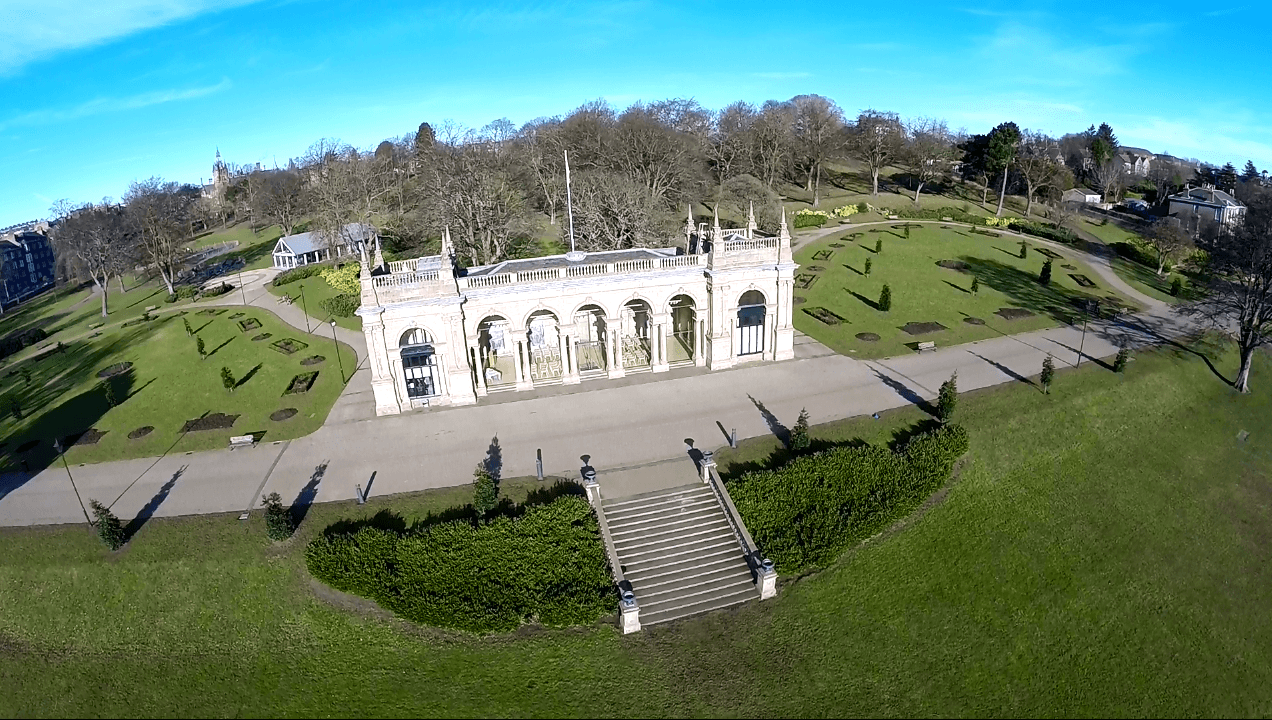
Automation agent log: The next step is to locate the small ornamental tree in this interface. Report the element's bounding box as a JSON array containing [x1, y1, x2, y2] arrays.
[[89, 499, 125, 550], [790, 408, 811, 452], [183, 317, 193, 336], [1019, 240, 1029, 259], [1114, 347, 1130, 372], [102, 381, 117, 408], [196, 336, 206, 358], [21, 367, 30, 385], [864, 257, 872, 276], [10, 401, 22, 420], [1041, 354, 1055, 393], [1039, 259, 1053, 286], [221, 366, 235, 392], [1170, 276, 1184, 297], [937, 371, 958, 422], [56, 341, 65, 353], [473, 465, 498, 518], [262, 492, 295, 540], [876, 238, 883, 253], [879, 284, 893, 311], [971, 276, 980, 294]]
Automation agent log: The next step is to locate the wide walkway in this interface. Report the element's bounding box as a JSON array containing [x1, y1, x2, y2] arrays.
[[0, 232, 1190, 527]]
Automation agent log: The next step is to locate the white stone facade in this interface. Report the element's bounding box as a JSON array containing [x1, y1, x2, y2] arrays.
[[357, 213, 798, 416]]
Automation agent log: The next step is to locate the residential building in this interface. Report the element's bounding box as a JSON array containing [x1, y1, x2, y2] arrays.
[[272, 223, 375, 269], [1120, 147, 1155, 176], [0, 221, 57, 307], [1167, 186, 1247, 227], [358, 207, 797, 415], [1062, 188, 1102, 204]]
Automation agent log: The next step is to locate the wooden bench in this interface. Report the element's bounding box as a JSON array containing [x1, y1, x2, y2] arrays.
[[916, 341, 937, 353], [229, 435, 257, 450], [144, 304, 158, 312], [278, 294, 295, 305]]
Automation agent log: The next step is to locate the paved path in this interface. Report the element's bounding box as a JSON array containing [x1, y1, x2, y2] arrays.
[[0, 233, 1190, 527]]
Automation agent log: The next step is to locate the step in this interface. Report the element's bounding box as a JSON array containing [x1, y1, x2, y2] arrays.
[[631, 563, 752, 598], [602, 483, 707, 509], [611, 516, 733, 550], [637, 569, 753, 607], [611, 523, 735, 557], [600, 498, 722, 526], [640, 586, 757, 626], [603, 492, 716, 521], [621, 546, 742, 583], [606, 499, 722, 533], [608, 506, 727, 539], [618, 537, 739, 573]]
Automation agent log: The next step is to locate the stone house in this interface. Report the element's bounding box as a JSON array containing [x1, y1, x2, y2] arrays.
[[1167, 186, 1247, 227]]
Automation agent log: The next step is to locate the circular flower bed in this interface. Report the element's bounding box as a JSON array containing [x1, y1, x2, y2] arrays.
[[963, 317, 986, 325], [96, 362, 133, 379], [270, 408, 298, 422], [855, 332, 880, 342], [128, 426, 154, 440], [300, 355, 326, 366]]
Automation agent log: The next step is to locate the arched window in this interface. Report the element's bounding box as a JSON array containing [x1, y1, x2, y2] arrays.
[[736, 290, 766, 356], [399, 328, 437, 399]]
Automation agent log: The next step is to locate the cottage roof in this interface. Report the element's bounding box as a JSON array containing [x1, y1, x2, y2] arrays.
[[1065, 187, 1100, 197], [275, 223, 374, 256], [1120, 147, 1154, 158], [1169, 188, 1244, 208]]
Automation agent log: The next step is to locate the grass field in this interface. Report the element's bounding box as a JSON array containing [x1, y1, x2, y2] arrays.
[[792, 223, 1138, 359], [266, 274, 362, 332], [0, 306, 353, 468], [1073, 218, 1198, 304], [2, 342, 1270, 716]]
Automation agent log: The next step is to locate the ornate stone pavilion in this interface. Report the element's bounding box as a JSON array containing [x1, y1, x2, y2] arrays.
[[356, 208, 798, 416]]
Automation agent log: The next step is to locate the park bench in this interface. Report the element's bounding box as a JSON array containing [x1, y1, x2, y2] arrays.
[[916, 341, 937, 353], [229, 435, 257, 450], [144, 304, 158, 312], [278, 294, 295, 305]]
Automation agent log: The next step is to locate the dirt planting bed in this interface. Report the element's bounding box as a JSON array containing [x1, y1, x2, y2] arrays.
[[794, 274, 819, 290], [270, 408, 298, 422], [237, 318, 262, 332], [67, 429, 107, 446], [96, 362, 133, 379], [793, 296, 807, 305], [803, 307, 846, 325], [270, 338, 309, 355], [1035, 248, 1063, 259], [284, 371, 319, 395], [1069, 274, 1097, 288], [936, 260, 970, 272], [995, 307, 1036, 320], [128, 426, 154, 440], [252, 333, 273, 342], [300, 355, 326, 366], [900, 321, 948, 335], [811, 250, 834, 261], [181, 413, 239, 433], [963, 317, 986, 325], [855, 332, 880, 342]]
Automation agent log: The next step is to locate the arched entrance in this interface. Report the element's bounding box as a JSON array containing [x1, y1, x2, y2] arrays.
[[399, 328, 439, 403], [476, 315, 515, 389], [572, 304, 609, 376], [736, 290, 766, 357], [620, 298, 653, 370], [526, 309, 564, 383], [668, 294, 698, 364]]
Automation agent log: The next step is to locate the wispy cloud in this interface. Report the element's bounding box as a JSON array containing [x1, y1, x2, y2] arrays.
[[978, 21, 1135, 81], [0, 1, 262, 74], [751, 72, 812, 80], [0, 79, 232, 130], [1119, 117, 1272, 167]]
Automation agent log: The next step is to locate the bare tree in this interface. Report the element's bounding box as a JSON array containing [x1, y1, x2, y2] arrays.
[[1015, 131, 1065, 216], [705, 101, 756, 198], [124, 178, 194, 295], [1147, 159, 1183, 205], [1145, 219, 1193, 276], [750, 100, 793, 190], [51, 204, 132, 317], [517, 118, 567, 224], [789, 94, 845, 207], [1188, 194, 1272, 392], [612, 102, 699, 206], [567, 171, 670, 252], [560, 99, 615, 171], [849, 109, 904, 196], [901, 118, 957, 203], [255, 170, 308, 236], [429, 139, 529, 265]]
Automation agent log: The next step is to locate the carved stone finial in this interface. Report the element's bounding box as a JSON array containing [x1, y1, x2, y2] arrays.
[[747, 201, 757, 239]]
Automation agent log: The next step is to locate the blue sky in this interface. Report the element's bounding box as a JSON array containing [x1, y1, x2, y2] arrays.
[[2, 0, 1269, 222]]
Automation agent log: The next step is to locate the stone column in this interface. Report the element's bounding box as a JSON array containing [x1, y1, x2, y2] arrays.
[[516, 332, 535, 390], [555, 328, 567, 382], [563, 334, 581, 385], [444, 316, 477, 406], [513, 337, 527, 389], [607, 319, 625, 379], [364, 315, 402, 415], [695, 318, 706, 367], [651, 313, 670, 372], [470, 344, 489, 397], [762, 306, 775, 361]]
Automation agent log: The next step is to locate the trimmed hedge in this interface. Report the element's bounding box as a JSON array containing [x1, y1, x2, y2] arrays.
[[305, 495, 616, 633], [319, 293, 360, 318], [894, 206, 986, 225], [272, 264, 327, 287], [892, 206, 1079, 244], [202, 282, 233, 298], [794, 211, 829, 229], [1007, 219, 1078, 244], [0, 327, 47, 361], [727, 423, 969, 572]]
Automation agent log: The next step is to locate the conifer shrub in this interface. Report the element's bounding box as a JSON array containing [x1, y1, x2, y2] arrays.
[[879, 284, 892, 311], [262, 492, 295, 540], [90, 499, 126, 550]]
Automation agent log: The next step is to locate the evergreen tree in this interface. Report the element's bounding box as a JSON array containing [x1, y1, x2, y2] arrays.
[[9, 401, 22, 420], [196, 336, 206, 358], [473, 465, 498, 518], [1218, 163, 1239, 192], [183, 317, 193, 336], [1039, 259, 1053, 286], [89, 499, 125, 550], [789, 408, 811, 451], [221, 366, 235, 392], [1170, 276, 1184, 297], [1243, 160, 1260, 182], [937, 371, 958, 422], [1041, 354, 1055, 393], [970, 276, 980, 294], [864, 257, 872, 276], [876, 238, 883, 254], [261, 492, 295, 540], [1113, 347, 1130, 373], [21, 367, 30, 385], [879, 284, 892, 311], [102, 380, 117, 408], [1019, 239, 1029, 259]]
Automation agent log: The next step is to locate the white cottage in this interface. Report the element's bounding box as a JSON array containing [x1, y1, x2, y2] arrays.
[[272, 223, 375, 269], [357, 208, 799, 415]]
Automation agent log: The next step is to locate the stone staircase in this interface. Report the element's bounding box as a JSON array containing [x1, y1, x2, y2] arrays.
[[602, 483, 756, 626]]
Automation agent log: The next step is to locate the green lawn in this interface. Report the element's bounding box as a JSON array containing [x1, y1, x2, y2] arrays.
[[266, 275, 362, 332], [2, 343, 1271, 716], [793, 224, 1138, 359], [0, 306, 354, 467], [1074, 219, 1198, 304]]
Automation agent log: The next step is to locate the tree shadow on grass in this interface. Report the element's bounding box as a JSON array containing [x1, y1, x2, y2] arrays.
[[847, 289, 881, 311], [943, 280, 971, 294], [843, 264, 863, 276], [205, 336, 234, 358], [718, 435, 870, 481], [124, 464, 186, 541], [959, 256, 1105, 327], [234, 363, 263, 390], [125, 288, 164, 310]]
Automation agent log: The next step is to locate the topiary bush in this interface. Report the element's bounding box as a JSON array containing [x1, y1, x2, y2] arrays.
[[879, 284, 892, 311], [320, 293, 360, 318], [262, 492, 295, 540], [1114, 347, 1130, 372], [937, 371, 958, 422], [1039, 259, 1053, 286], [89, 499, 126, 550], [789, 408, 810, 452], [305, 495, 616, 633], [793, 209, 830, 229], [727, 423, 969, 572]]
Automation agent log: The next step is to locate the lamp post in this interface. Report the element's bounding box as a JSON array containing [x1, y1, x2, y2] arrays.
[[53, 438, 91, 525], [298, 283, 310, 333], [1077, 300, 1096, 368], [330, 320, 345, 383], [236, 261, 247, 306]]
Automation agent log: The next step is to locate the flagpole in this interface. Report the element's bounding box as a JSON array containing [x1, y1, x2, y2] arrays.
[[564, 149, 576, 253]]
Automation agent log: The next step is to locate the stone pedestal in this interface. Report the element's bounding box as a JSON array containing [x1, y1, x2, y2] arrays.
[[757, 565, 777, 600], [619, 598, 641, 634]]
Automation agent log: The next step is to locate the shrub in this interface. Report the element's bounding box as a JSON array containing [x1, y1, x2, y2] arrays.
[[183, 318, 193, 336], [1041, 354, 1055, 393], [937, 371, 958, 422], [102, 381, 117, 408], [0, 327, 47, 361], [1114, 347, 1130, 372], [272, 264, 327, 287], [793, 209, 830, 229], [864, 257, 872, 276], [262, 492, 295, 541], [10, 401, 22, 420], [196, 336, 206, 358], [221, 366, 235, 392], [320, 263, 362, 295], [305, 495, 615, 633], [789, 408, 810, 452], [202, 282, 233, 298], [1019, 239, 1029, 259], [1170, 276, 1184, 297], [89, 499, 126, 550], [970, 276, 980, 294], [473, 466, 498, 518], [1039, 259, 1053, 286], [879, 284, 892, 311], [1007, 219, 1078, 244], [727, 423, 969, 571], [320, 293, 360, 318]]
